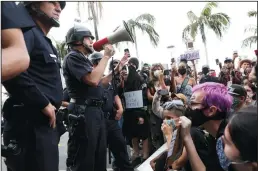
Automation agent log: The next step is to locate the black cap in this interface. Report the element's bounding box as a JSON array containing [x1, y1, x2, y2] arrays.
[[228, 84, 247, 98], [202, 65, 209, 69], [224, 57, 233, 63]]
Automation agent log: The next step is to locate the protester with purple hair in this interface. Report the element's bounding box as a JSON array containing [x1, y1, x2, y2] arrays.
[[178, 82, 233, 171]]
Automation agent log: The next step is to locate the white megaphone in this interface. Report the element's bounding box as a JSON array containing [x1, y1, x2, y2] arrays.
[[93, 21, 134, 52]]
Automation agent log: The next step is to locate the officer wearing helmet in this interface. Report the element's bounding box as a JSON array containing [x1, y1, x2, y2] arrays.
[[89, 52, 134, 171], [2, 1, 65, 171], [63, 24, 128, 171]]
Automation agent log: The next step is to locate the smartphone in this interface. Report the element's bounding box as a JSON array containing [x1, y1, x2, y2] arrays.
[[124, 48, 130, 57], [164, 69, 170, 76], [171, 58, 175, 63]]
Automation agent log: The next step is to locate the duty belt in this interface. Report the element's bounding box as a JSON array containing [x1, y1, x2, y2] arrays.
[[70, 98, 104, 107]]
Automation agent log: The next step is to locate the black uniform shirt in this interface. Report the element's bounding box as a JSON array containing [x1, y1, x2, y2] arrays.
[[3, 22, 63, 109], [2, 2, 35, 30], [102, 83, 117, 114], [63, 50, 104, 100]]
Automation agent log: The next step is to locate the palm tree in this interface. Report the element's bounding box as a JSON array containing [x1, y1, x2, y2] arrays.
[[242, 10, 257, 48], [76, 2, 103, 41], [116, 13, 160, 59], [182, 2, 230, 65], [55, 40, 68, 60]]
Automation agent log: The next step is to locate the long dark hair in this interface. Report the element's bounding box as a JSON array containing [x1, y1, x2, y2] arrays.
[[228, 105, 257, 162], [124, 65, 142, 92]]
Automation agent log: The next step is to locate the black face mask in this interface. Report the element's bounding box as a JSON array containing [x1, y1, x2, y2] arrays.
[[185, 108, 226, 127], [178, 68, 187, 75]]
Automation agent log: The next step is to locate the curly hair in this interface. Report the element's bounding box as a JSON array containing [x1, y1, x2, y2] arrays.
[[149, 63, 164, 82]]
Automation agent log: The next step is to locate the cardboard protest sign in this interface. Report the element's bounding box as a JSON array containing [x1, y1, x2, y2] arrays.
[[180, 50, 200, 61], [124, 90, 143, 109]]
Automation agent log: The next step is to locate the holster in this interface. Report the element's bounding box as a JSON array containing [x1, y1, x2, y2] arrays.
[[67, 104, 87, 140]]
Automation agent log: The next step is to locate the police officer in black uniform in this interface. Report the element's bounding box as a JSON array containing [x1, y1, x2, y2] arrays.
[[63, 24, 128, 171], [1, 2, 35, 81], [2, 2, 65, 171], [89, 52, 134, 171]]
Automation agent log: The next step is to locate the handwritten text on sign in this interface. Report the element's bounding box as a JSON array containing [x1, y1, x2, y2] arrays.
[[124, 90, 143, 109], [180, 50, 200, 61]]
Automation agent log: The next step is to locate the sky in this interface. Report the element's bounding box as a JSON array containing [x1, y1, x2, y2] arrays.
[[49, 1, 257, 73]]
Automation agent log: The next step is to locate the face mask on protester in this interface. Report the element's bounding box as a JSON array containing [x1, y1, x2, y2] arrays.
[[185, 108, 225, 127], [154, 70, 162, 77], [216, 137, 250, 171], [178, 68, 187, 75], [216, 137, 231, 171]]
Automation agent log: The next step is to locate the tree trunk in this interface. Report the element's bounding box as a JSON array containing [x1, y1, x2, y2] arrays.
[[204, 42, 209, 65], [90, 3, 99, 41], [133, 28, 139, 58], [93, 19, 99, 41]]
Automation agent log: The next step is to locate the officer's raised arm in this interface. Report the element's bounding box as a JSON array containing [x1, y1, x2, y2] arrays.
[[83, 44, 114, 86]]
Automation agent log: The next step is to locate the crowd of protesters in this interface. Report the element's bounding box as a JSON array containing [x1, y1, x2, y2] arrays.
[[106, 49, 257, 171]]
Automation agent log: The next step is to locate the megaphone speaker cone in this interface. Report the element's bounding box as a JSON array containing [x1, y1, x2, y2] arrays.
[[92, 20, 135, 52], [122, 20, 134, 43]]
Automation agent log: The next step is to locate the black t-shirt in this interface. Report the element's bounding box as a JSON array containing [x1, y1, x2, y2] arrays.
[[183, 127, 211, 171], [121, 73, 148, 108], [102, 83, 118, 114], [184, 121, 228, 171], [62, 50, 104, 100]]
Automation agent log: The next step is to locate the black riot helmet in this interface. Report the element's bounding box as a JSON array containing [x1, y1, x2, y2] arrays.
[[88, 52, 103, 65], [65, 25, 95, 54], [21, 1, 66, 27]]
